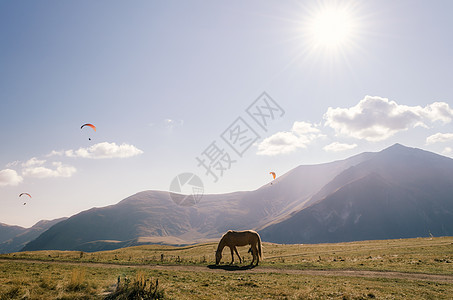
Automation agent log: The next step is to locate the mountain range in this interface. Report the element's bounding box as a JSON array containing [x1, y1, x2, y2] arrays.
[[260, 143, 453, 243], [0, 218, 66, 253], [2, 144, 451, 252]]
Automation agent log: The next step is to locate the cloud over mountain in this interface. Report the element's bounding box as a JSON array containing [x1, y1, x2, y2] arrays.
[[65, 142, 143, 159], [22, 162, 76, 179], [22, 157, 46, 168], [256, 121, 324, 155], [256, 96, 453, 158], [323, 142, 357, 152], [426, 132, 453, 145], [324, 96, 453, 141], [0, 143, 143, 185], [0, 169, 23, 186]]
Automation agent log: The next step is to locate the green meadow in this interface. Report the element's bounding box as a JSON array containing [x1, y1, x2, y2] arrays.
[[0, 237, 452, 299]]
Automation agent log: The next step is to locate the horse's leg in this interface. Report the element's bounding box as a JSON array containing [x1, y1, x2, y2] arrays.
[[249, 245, 255, 265], [252, 244, 259, 265], [254, 242, 260, 265], [255, 244, 259, 265], [229, 246, 235, 264], [233, 246, 242, 264]]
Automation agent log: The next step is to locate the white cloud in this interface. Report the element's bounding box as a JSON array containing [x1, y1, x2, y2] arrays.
[[257, 132, 306, 156], [22, 162, 76, 179], [0, 169, 23, 186], [5, 160, 20, 168], [324, 96, 453, 141], [323, 142, 357, 152], [164, 119, 184, 130], [443, 147, 452, 155], [22, 157, 46, 167], [46, 150, 64, 157], [419, 102, 453, 123], [65, 142, 144, 159], [292, 121, 321, 135], [426, 133, 453, 145], [21, 157, 76, 179], [257, 121, 324, 156]]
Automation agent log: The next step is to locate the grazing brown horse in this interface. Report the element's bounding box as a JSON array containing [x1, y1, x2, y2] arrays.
[[215, 230, 262, 265]]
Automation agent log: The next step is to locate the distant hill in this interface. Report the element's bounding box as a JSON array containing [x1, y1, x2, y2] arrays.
[[21, 150, 371, 252], [259, 144, 453, 243], [0, 223, 26, 245], [19, 144, 453, 252], [0, 218, 66, 253]]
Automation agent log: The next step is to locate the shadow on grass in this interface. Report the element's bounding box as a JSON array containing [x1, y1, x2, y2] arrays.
[[207, 264, 257, 271]]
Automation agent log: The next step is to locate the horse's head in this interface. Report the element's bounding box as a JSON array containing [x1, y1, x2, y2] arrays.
[[215, 250, 222, 265]]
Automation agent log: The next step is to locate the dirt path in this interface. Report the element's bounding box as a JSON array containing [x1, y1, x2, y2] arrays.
[[1, 259, 452, 283]]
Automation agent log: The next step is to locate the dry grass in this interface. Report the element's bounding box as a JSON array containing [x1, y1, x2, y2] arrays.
[[0, 237, 452, 299], [6, 237, 451, 275], [104, 270, 164, 299], [67, 268, 87, 291]]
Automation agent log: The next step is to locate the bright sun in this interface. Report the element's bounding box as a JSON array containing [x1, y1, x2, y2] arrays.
[[302, 2, 360, 56], [311, 8, 354, 48]]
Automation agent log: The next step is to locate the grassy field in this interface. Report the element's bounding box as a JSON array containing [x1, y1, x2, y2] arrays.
[[0, 237, 452, 299]]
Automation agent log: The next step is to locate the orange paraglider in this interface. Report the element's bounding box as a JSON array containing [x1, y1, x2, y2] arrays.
[[269, 172, 276, 185], [81, 123, 96, 140], [19, 193, 31, 205], [80, 123, 96, 131]]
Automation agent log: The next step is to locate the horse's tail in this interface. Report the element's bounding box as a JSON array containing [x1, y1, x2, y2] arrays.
[[257, 232, 263, 259]]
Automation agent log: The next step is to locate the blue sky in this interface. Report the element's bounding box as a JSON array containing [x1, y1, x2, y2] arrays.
[[1, 0, 452, 227]]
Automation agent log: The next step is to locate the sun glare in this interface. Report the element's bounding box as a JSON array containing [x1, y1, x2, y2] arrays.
[[298, 1, 361, 61], [311, 8, 354, 48]]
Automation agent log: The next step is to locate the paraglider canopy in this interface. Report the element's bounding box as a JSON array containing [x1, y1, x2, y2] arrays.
[[81, 123, 96, 131], [81, 123, 96, 140], [19, 193, 31, 205], [269, 172, 276, 180]]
